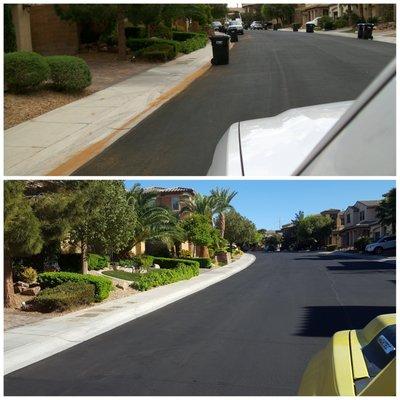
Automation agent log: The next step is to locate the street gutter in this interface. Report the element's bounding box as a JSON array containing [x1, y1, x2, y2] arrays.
[[4, 252, 255, 375]]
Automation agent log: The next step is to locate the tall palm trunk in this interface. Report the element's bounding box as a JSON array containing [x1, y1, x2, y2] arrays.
[[81, 242, 89, 274], [4, 252, 18, 308], [219, 213, 226, 238], [198, 245, 210, 258]]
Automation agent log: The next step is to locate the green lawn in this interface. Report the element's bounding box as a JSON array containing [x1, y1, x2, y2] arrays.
[[102, 270, 141, 281]]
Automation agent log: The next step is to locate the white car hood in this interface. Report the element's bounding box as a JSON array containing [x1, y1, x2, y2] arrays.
[[239, 101, 353, 176]]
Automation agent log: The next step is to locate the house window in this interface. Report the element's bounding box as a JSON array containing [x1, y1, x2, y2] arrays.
[[171, 196, 180, 211], [346, 214, 351, 223], [360, 211, 365, 221]]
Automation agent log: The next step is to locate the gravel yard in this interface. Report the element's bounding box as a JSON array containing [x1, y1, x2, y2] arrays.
[[4, 51, 154, 130]]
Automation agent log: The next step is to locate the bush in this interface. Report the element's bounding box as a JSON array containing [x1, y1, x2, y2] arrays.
[[132, 263, 199, 291], [5, 51, 50, 92], [326, 244, 338, 251], [334, 17, 349, 29], [33, 281, 95, 312], [177, 34, 208, 54], [37, 272, 112, 302], [126, 38, 180, 54], [153, 257, 200, 269], [154, 23, 173, 39], [354, 236, 371, 252], [125, 27, 146, 39], [46, 55, 91, 92], [180, 257, 212, 269], [319, 16, 335, 30], [367, 16, 379, 24], [141, 48, 173, 62], [179, 249, 192, 258], [20, 267, 38, 284], [172, 31, 198, 41], [88, 253, 110, 271]]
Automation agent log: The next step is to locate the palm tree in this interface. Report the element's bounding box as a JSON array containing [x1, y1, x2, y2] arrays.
[[180, 193, 216, 222], [210, 188, 237, 238], [127, 184, 179, 250]]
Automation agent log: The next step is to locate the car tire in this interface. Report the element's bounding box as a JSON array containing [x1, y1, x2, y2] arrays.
[[374, 246, 383, 255]]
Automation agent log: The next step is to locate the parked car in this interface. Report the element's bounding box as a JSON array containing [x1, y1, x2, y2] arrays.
[[211, 21, 223, 32], [250, 21, 263, 30], [365, 235, 396, 254], [299, 314, 395, 395], [306, 16, 322, 27], [207, 59, 395, 176], [227, 20, 244, 35]]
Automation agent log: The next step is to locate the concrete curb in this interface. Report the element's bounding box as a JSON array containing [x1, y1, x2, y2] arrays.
[[319, 250, 396, 263], [5, 253, 255, 375]]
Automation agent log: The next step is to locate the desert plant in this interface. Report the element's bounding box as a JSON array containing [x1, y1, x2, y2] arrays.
[[20, 267, 38, 284]]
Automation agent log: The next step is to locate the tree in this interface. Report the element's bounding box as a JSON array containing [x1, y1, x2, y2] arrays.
[[264, 234, 282, 251], [4, 181, 43, 307], [127, 4, 163, 37], [210, 4, 228, 20], [181, 213, 215, 258], [376, 188, 396, 233], [296, 214, 333, 250], [181, 193, 216, 222], [69, 181, 136, 273], [210, 187, 237, 238], [224, 209, 259, 250], [4, 5, 17, 53], [54, 5, 127, 60], [127, 184, 179, 249], [261, 4, 295, 25]]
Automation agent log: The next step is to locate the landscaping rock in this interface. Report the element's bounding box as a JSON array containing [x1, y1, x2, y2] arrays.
[[153, 264, 161, 269], [116, 282, 129, 290], [14, 286, 24, 294], [16, 281, 29, 288], [21, 286, 41, 296]]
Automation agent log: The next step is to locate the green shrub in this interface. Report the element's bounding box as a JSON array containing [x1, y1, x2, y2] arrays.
[[5, 51, 50, 92], [367, 16, 379, 24], [33, 281, 95, 312], [87, 253, 110, 270], [326, 244, 338, 251], [319, 16, 335, 30], [140, 43, 177, 61], [177, 34, 208, 54], [20, 267, 38, 284], [179, 249, 192, 258], [153, 257, 200, 269], [172, 31, 198, 41], [354, 236, 371, 252], [126, 38, 180, 54], [132, 263, 199, 291], [179, 257, 212, 269], [37, 272, 112, 302], [125, 26, 146, 39], [334, 17, 349, 29], [46, 55, 91, 92], [154, 23, 173, 39]]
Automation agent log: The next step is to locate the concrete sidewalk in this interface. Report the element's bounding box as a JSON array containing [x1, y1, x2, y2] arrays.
[[5, 253, 255, 375], [5, 44, 213, 176], [296, 27, 396, 43], [320, 250, 396, 263]]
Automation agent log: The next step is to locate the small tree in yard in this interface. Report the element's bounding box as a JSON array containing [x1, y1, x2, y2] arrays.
[[182, 213, 215, 258], [69, 181, 136, 273], [4, 181, 43, 308], [376, 188, 396, 234], [296, 214, 333, 250]]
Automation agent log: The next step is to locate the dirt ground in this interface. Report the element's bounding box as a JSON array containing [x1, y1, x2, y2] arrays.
[[4, 51, 155, 130], [4, 285, 138, 331]]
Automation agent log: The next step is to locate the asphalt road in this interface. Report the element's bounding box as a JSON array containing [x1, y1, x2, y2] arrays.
[[5, 252, 395, 396], [73, 30, 395, 176]]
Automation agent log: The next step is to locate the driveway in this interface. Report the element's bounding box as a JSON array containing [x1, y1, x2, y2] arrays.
[[4, 252, 395, 395], [73, 30, 395, 176]]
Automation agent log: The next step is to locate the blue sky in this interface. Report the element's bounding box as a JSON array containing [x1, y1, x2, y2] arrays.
[[125, 180, 395, 230]]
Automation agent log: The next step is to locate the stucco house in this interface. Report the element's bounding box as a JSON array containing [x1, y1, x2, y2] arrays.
[[320, 209, 344, 247]]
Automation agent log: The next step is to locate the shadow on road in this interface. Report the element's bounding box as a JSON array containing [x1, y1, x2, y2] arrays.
[[293, 254, 362, 261], [295, 305, 396, 337], [326, 260, 395, 273]]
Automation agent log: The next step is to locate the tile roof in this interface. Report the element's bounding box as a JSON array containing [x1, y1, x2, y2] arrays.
[[145, 187, 195, 195]]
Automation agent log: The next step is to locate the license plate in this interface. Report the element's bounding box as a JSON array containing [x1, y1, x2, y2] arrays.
[[378, 335, 396, 354]]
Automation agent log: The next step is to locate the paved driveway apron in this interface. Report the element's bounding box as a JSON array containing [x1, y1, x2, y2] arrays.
[[5, 252, 395, 395], [73, 31, 395, 176]]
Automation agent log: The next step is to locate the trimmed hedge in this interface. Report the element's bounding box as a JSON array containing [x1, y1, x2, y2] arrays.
[[33, 281, 95, 312], [5, 51, 50, 92], [180, 257, 212, 269], [37, 272, 112, 302], [131, 263, 199, 291], [153, 257, 200, 269], [46, 55, 91, 92], [126, 38, 180, 54], [172, 31, 198, 41], [88, 253, 110, 271], [141, 43, 176, 62], [177, 34, 207, 54]]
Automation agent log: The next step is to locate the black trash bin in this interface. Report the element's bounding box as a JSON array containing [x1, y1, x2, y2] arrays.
[[357, 23, 374, 39], [306, 23, 314, 33], [210, 34, 230, 65], [273, 24, 278, 31], [228, 27, 238, 42], [357, 23, 365, 38]]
